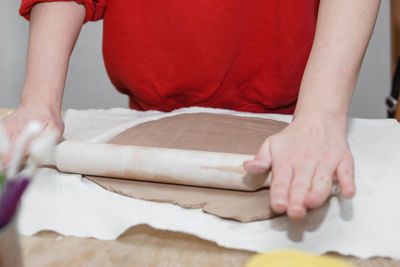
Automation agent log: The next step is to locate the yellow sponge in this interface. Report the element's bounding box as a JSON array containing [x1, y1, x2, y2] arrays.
[[245, 250, 355, 267]]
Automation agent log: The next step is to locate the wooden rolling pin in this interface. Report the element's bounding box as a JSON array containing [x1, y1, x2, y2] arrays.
[[40, 141, 271, 191]]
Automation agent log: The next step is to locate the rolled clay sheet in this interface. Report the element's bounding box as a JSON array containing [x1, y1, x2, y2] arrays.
[[86, 175, 277, 222], [84, 113, 289, 222], [50, 141, 271, 191]]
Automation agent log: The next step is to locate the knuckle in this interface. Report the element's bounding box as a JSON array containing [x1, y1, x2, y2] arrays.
[[342, 152, 354, 162], [302, 151, 313, 161], [272, 182, 288, 192], [273, 161, 290, 172], [318, 176, 332, 186], [293, 179, 309, 188], [338, 163, 354, 177], [343, 169, 353, 177], [311, 190, 325, 200], [320, 152, 331, 161]]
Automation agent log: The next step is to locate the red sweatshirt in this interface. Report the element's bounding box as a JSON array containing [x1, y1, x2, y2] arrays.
[[20, 0, 319, 113]]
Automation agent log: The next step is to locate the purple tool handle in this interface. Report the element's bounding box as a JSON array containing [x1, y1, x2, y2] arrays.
[[0, 178, 29, 229]]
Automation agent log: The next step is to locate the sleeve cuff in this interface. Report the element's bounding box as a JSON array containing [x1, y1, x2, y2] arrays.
[[19, 0, 99, 23]]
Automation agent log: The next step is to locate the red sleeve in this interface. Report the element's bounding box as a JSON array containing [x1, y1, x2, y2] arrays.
[[19, 0, 107, 23]]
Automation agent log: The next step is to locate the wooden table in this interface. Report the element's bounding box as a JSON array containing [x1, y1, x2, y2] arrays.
[[1, 109, 399, 267]]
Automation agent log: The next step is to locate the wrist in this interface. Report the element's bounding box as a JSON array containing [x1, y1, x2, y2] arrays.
[[20, 95, 61, 116], [293, 99, 349, 124], [20, 86, 62, 115], [292, 109, 348, 132]]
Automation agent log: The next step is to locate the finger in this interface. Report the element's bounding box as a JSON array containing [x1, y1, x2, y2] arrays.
[[305, 162, 336, 209], [287, 164, 316, 221], [270, 162, 293, 213], [337, 154, 356, 198], [243, 138, 271, 175]]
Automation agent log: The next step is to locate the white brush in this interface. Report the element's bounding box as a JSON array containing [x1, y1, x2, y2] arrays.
[[21, 130, 59, 177], [6, 121, 43, 179], [0, 123, 10, 172]]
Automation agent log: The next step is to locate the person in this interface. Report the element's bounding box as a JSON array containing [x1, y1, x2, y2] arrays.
[[2, 0, 380, 221]]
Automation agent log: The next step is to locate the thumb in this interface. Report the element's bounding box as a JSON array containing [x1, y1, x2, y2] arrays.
[[243, 138, 272, 175]]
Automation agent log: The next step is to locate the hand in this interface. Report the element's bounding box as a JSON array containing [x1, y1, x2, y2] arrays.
[[1, 103, 64, 165], [0, 0, 86, 167], [244, 115, 355, 221]]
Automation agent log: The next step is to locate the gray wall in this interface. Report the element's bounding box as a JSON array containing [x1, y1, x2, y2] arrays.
[[0, 1, 391, 118], [348, 0, 391, 118]]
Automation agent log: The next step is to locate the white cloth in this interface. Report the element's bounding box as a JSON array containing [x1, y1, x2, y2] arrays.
[[18, 107, 400, 259]]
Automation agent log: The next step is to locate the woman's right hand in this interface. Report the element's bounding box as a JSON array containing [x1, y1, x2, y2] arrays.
[[0, 2, 86, 166], [1, 103, 64, 166]]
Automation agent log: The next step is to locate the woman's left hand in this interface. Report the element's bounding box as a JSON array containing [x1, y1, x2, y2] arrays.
[[243, 115, 355, 221]]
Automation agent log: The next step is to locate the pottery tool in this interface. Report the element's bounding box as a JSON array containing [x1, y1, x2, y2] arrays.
[[35, 140, 271, 191], [0, 122, 40, 230], [0, 121, 56, 230], [0, 177, 29, 229], [6, 121, 43, 179], [23, 129, 58, 177]]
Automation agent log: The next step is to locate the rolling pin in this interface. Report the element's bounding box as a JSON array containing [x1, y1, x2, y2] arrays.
[[39, 141, 271, 191]]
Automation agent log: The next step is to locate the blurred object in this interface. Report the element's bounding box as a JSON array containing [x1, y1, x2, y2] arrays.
[[0, 213, 23, 267], [390, 0, 400, 120], [0, 178, 29, 229], [388, 58, 399, 118], [245, 250, 355, 267], [0, 119, 56, 267]]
